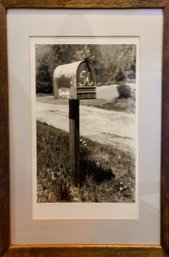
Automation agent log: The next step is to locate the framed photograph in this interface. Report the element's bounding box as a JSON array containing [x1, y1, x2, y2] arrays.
[[0, 1, 169, 257], [31, 36, 139, 220]]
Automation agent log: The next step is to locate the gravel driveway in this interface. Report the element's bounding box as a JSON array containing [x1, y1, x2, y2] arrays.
[[36, 102, 136, 152]]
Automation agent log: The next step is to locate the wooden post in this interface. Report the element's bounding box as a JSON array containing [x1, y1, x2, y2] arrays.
[[69, 99, 80, 186]]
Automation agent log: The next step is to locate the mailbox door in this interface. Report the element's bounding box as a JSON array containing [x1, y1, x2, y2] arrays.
[[77, 61, 96, 99]]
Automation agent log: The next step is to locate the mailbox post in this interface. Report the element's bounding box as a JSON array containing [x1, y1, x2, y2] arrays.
[[69, 99, 79, 186], [53, 59, 96, 186]]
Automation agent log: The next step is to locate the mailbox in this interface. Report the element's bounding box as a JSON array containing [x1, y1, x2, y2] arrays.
[[53, 59, 96, 100]]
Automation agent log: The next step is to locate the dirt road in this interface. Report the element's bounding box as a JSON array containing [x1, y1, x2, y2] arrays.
[[36, 102, 136, 152]]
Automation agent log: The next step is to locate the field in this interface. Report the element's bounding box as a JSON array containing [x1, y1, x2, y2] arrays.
[[37, 121, 135, 203]]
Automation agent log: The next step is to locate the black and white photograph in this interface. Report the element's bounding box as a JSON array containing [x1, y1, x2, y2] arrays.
[[32, 37, 138, 209]]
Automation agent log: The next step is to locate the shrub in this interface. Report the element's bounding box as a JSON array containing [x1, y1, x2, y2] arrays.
[[117, 82, 132, 99]]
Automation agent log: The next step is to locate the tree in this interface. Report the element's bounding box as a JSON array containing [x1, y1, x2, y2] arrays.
[[35, 44, 136, 93]]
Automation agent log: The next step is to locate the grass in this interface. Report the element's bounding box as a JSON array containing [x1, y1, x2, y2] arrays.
[[37, 121, 135, 203], [94, 97, 135, 113]]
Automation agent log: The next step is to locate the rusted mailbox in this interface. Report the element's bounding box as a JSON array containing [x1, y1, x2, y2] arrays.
[[53, 59, 96, 100]]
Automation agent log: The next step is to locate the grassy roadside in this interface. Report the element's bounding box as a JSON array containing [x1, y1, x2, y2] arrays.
[[37, 121, 135, 203], [94, 97, 135, 113]]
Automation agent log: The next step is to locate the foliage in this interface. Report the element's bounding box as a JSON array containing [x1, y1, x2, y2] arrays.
[[36, 45, 53, 93], [117, 82, 132, 99]]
